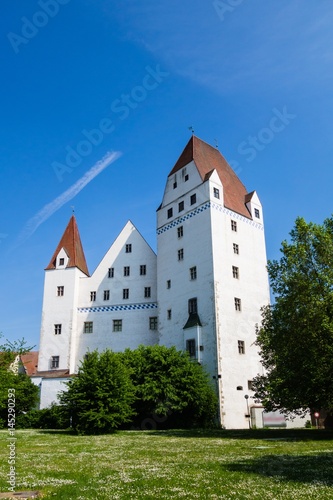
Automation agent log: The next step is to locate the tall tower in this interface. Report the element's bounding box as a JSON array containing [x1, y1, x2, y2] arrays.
[[157, 136, 270, 428], [38, 215, 89, 376]]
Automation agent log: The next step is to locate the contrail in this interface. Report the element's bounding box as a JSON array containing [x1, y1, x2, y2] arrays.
[[15, 151, 122, 247]]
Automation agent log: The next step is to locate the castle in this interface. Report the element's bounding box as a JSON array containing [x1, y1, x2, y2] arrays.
[[33, 135, 272, 429]]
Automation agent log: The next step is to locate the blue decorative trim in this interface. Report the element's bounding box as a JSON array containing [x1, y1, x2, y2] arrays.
[[157, 201, 263, 234], [78, 303, 158, 313]]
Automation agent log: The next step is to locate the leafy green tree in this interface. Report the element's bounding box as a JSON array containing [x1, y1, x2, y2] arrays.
[[254, 216, 333, 419], [0, 334, 39, 428], [120, 345, 218, 428], [59, 350, 135, 434]]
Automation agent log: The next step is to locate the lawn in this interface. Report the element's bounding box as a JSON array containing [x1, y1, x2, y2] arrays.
[[0, 429, 333, 499]]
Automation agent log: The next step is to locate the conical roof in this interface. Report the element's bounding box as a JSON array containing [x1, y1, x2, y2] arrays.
[[45, 215, 89, 276]]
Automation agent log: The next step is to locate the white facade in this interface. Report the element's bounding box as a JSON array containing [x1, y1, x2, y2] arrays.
[[35, 136, 273, 429]]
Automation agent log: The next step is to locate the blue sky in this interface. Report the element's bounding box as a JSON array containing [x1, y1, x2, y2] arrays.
[[1, 0, 333, 348]]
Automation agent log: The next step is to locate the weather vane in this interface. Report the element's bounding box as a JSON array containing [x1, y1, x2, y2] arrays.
[[71, 206, 75, 213], [214, 138, 219, 149], [188, 126, 195, 135]]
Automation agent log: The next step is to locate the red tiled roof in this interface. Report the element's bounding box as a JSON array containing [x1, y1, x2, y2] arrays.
[[169, 136, 251, 219], [34, 369, 72, 378], [45, 215, 89, 276], [20, 351, 39, 376]]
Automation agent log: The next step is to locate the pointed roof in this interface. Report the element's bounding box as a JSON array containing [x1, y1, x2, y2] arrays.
[[169, 136, 251, 218], [45, 215, 89, 276]]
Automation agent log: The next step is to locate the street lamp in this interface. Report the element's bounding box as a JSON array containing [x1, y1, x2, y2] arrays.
[[314, 412, 320, 429], [244, 395, 251, 429]]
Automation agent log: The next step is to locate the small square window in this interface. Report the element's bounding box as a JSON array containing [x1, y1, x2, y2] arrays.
[[167, 280, 171, 289], [188, 297, 198, 314], [113, 319, 122, 332], [231, 220, 237, 232], [144, 287, 151, 298], [184, 174, 189, 182], [178, 201, 184, 212], [125, 244, 132, 253], [123, 288, 129, 299], [90, 291, 96, 302], [173, 181, 177, 189], [54, 324, 62, 335], [248, 380, 255, 391], [190, 193, 196, 205], [108, 267, 114, 278], [57, 286, 64, 297], [59, 258, 65, 266], [190, 266, 197, 280], [213, 188, 220, 199], [238, 340, 245, 354], [233, 243, 239, 255], [149, 317, 158, 330], [254, 208, 260, 219], [234, 298, 241, 311], [177, 226, 183, 238], [84, 321, 93, 334], [178, 249, 184, 261], [186, 339, 196, 358], [104, 290, 110, 301], [124, 266, 130, 277], [232, 266, 239, 279], [167, 309, 172, 320], [140, 265, 146, 276], [167, 208, 173, 219], [51, 356, 59, 369]]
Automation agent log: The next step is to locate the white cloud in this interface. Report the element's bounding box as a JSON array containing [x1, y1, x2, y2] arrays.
[[14, 151, 122, 247]]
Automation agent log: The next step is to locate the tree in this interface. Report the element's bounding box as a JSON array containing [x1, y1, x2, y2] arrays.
[[59, 350, 135, 434], [253, 216, 333, 419], [0, 334, 39, 428], [120, 345, 218, 428]]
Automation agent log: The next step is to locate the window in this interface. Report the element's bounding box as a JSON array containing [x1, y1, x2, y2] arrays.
[[149, 317, 158, 330], [234, 298, 241, 311], [233, 243, 239, 255], [167, 280, 171, 289], [173, 181, 177, 189], [57, 286, 64, 297], [178, 249, 184, 261], [113, 319, 122, 332], [190, 193, 196, 205], [184, 174, 189, 182], [178, 200, 184, 212], [51, 356, 59, 369], [140, 265, 146, 276], [188, 297, 198, 314], [177, 226, 183, 238], [238, 340, 245, 354], [182, 167, 187, 179], [186, 339, 196, 358], [90, 291, 96, 302], [213, 188, 220, 199], [84, 321, 93, 334], [248, 380, 255, 391], [123, 288, 129, 299], [144, 287, 151, 298], [190, 266, 197, 280], [125, 244, 132, 253], [167, 207, 173, 219], [254, 208, 260, 219], [59, 258, 64, 266], [232, 266, 239, 279], [108, 267, 114, 278], [231, 220, 237, 232], [167, 309, 172, 320], [124, 266, 130, 277], [104, 290, 110, 301], [54, 324, 62, 335]]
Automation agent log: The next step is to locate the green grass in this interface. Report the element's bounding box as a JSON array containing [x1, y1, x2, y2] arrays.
[[1, 429, 333, 499]]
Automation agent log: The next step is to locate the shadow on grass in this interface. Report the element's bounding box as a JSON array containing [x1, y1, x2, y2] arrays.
[[225, 452, 333, 485], [146, 428, 333, 441]]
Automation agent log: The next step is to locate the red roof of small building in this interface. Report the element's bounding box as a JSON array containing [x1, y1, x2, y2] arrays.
[[20, 351, 39, 376], [45, 215, 89, 276], [169, 136, 251, 219]]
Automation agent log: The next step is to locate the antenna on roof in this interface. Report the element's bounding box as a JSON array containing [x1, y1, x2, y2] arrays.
[[188, 126, 195, 135], [214, 138, 219, 149]]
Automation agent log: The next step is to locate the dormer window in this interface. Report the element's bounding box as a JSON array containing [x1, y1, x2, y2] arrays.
[[59, 258, 65, 266], [254, 208, 260, 219]]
